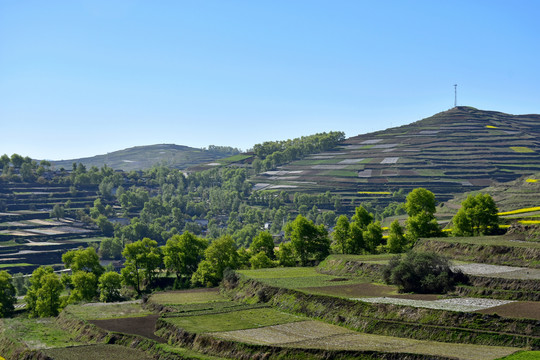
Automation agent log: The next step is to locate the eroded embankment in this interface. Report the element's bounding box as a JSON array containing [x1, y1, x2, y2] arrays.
[[414, 239, 540, 268], [221, 273, 540, 350], [0, 329, 49, 360]]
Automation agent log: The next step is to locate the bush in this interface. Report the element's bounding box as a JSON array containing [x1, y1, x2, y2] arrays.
[[382, 251, 467, 294]]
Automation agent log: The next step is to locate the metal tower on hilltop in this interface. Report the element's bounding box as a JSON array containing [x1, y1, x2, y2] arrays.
[[454, 84, 458, 107]]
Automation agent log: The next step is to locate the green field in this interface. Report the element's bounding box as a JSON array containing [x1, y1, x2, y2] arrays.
[[150, 288, 226, 305], [238, 267, 371, 289], [43, 344, 152, 360], [164, 308, 305, 333], [1, 317, 89, 349], [497, 351, 540, 360]]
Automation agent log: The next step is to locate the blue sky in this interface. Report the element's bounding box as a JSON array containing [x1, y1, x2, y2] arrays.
[[1, 0, 539, 160]]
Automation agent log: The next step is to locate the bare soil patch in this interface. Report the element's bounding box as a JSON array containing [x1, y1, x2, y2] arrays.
[[89, 315, 165, 343], [477, 301, 540, 320]]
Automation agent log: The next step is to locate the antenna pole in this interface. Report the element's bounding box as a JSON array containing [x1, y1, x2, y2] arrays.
[[454, 84, 457, 107]]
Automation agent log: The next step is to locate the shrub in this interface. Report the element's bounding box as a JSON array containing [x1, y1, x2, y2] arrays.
[[382, 251, 467, 294]]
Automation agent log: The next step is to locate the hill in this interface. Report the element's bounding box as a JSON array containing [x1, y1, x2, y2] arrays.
[[50, 144, 240, 171], [251, 106, 540, 207]]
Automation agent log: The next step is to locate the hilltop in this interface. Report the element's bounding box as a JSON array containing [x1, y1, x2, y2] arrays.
[[50, 144, 240, 171], [251, 106, 540, 207]]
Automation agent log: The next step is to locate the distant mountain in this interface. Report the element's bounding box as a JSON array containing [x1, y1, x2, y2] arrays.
[[252, 106, 540, 206], [51, 144, 240, 171]]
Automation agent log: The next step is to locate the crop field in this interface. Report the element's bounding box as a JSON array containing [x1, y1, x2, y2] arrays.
[[64, 301, 151, 320], [477, 301, 540, 321], [238, 267, 370, 289], [424, 236, 540, 249], [163, 308, 305, 333], [89, 315, 165, 343], [0, 317, 89, 349], [211, 320, 520, 360], [453, 263, 540, 280], [43, 344, 153, 360], [498, 351, 540, 359], [358, 297, 514, 312]]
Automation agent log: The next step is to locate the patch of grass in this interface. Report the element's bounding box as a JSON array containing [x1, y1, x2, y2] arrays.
[[239, 267, 369, 289], [496, 351, 540, 360], [157, 344, 233, 360], [43, 344, 153, 360], [64, 302, 152, 320], [150, 288, 225, 305], [164, 308, 304, 333], [2, 317, 88, 349]]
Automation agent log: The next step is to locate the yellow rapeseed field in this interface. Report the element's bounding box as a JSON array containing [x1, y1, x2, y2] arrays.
[[526, 179, 538, 183], [509, 146, 534, 153], [358, 191, 391, 195], [497, 206, 540, 216], [485, 125, 498, 129]]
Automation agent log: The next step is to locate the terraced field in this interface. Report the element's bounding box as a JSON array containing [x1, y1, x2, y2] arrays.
[[0, 183, 105, 273], [155, 288, 523, 360], [251, 107, 540, 210]]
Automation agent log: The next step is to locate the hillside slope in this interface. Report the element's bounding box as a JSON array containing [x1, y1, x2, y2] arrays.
[[252, 106, 540, 205], [50, 144, 239, 171]]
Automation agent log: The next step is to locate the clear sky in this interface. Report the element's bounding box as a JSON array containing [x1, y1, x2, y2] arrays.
[[1, 0, 539, 160]]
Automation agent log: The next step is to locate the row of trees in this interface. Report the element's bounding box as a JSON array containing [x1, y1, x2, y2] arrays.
[[252, 132, 345, 172]]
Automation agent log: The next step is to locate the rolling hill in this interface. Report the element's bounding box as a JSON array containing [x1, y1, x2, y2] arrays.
[[50, 144, 240, 171], [251, 106, 540, 206]]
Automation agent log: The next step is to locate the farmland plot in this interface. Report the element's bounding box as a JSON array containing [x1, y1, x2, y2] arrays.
[[43, 344, 153, 360], [357, 297, 514, 312], [212, 320, 520, 360]]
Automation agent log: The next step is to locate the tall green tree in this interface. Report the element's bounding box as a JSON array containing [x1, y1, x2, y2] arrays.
[[363, 221, 383, 253], [98, 271, 123, 302], [163, 232, 208, 284], [452, 193, 499, 236], [387, 220, 407, 253], [250, 231, 275, 259], [351, 206, 373, 229], [0, 271, 16, 317], [10, 153, 24, 168], [62, 247, 104, 277], [332, 215, 350, 254], [405, 188, 436, 217], [285, 215, 330, 265], [191, 235, 238, 287], [121, 238, 162, 295], [25, 266, 63, 317], [347, 222, 365, 254], [69, 271, 98, 303], [405, 188, 441, 240]]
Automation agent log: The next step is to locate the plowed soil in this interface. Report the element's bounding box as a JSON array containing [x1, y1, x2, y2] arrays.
[[89, 315, 165, 343], [476, 301, 540, 320]]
